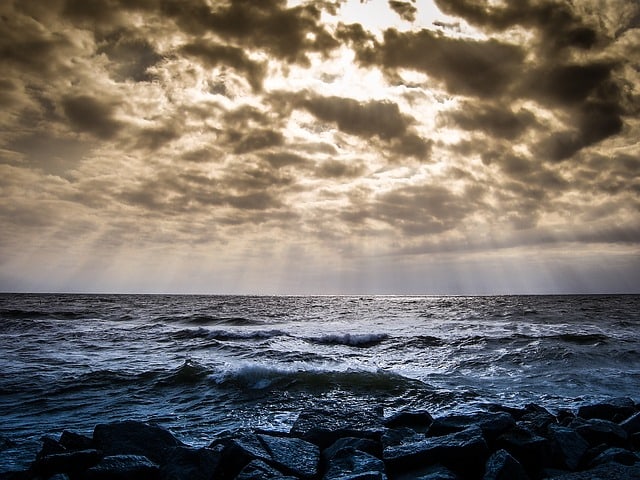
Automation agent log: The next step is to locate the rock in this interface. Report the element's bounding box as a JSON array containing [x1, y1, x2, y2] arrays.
[[93, 421, 184, 464], [620, 412, 640, 435], [215, 434, 271, 480], [577, 397, 636, 422], [291, 407, 384, 448], [428, 412, 515, 442], [258, 434, 320, 479], [547, 424, 589, 471], [496, 426, 551, 474], [572, 418, 628, 447], [49, 475, 71, 480], [32, 449, 102, 477], [384, 425, 489, 478], [59, 430, 93, 451], [384, 410, 433, 432], [381, 428, 424, 450], [483, 449, 529, 480], [486, 404, 527, 420], [83, 454, 159, 479], [159, 445, 223, 480], [393, 464, 458, 480], [234, 459, 297, 480], [323, 447, 386, 480], [323, 437, 382, 461], [548, 461, 640, 479], [520, 404, 557, 435], [556, 409, 576, 427], [36, 436, 66, 459], [587, 447, 639, 468]]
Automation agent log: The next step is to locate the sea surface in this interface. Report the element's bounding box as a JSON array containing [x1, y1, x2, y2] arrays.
[[1, 294, 639, 471]]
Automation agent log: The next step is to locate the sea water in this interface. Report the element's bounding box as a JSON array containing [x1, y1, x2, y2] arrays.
[[1, 294, 639, 471]]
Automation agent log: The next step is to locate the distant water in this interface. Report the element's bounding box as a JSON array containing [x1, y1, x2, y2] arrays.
[[1, 294, 639, 471]]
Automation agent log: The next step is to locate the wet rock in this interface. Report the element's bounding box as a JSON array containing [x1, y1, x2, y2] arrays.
[[215, 434, 270, 480], [393, 464, 458, 480], [548, 461, 640, 479], [159, 445, 223, 480], [291, 407, 384, 448], [620, 412, 640, 435], [428, 412, 515, 442], [381, 428, 424, 450], [324, 447, 386, 480], [587, 447, 639, 468], [33, 449, 103, 477], [520, 404, 557, 435], [93, 421, 184, 464], [83, 454, 159, 480], [572, 418, 628, 447], [483, 449, 529, 480], [496, 426, 551, 474], [384, 425, 489, 478], [258, 434, 320, 479], [547, 424, 589, 471], [556, 409, 576, 427], [323, 437, 381, 461], [36, 437, 66, 459], [384, 410, 433, 432], [49, 475, 71, 480], [577, 397, 636, 422], [234, 459, 297, 480], [59, 431, 93, 451]]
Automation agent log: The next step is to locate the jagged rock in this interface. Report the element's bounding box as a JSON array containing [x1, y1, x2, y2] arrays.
[[556, 409, 576, 427], [520, 404, 557, 434], [496, 426, 551, 474], [384, 410, 433, 432], [547, 424, 589, 471], [572, 418, 628, 447], [381, 428, 424, 450], [324, 447, 386, 480], [36, 437, 66, 459], [49, 475, 71, 480], [93, 421, 184, 464], [291, 407, 384, 448], [83, 454, 159, 480], [234, 460, 297, 480], [257, 434, 320, 479], [323, 437, 381, 461], [621, 412, 640, 435], [486, 404, 527, 420], [159, 445, 223, 480], [214, 434, 270, 480], [577, 397, 636, 422], [384, 425, 489, 478], [393, 464, 458, 480], [32, 449, 103, 477], [548, 461, 640, 479], [483, 449, 529, 480], [59, 431, 93, 451], [587, 447, 639, 468], [428, 412, 515, 442]]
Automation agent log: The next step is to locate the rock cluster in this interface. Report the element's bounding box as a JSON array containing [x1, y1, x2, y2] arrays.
[[2, 398, 640, 479]]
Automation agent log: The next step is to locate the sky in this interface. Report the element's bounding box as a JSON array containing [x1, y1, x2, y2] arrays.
[[0, 0, 639, 295]]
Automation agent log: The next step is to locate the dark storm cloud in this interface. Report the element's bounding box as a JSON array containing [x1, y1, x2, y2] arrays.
[[351, 28, 525, 98], [61, 95, 123, 140], [388, 1, 417, 22], [97, 31, 162, 83], [444, 102, 537, 140], [181, 42, 266, 91], [315, 159, 365, 179]]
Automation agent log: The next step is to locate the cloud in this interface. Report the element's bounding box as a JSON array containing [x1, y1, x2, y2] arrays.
[[62, 95, 123, 140], [388, 1, 417, 22], [443, 102, 537, 140]]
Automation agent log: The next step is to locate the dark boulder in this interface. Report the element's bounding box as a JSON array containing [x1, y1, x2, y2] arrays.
[[547, 424, 589, 471], [577, 397, 636, 422], [384, 410, 433, 432], [215, 434, 271, 480], [291, 407, 384, 448], [587, 447, 639, 468], [549, 461, 640, 479], [59, 431, 93, 451], [572, 418, 628, 447], [93, 421, 184, 464], [495, 426, 551, 474], [159, 445, 223, 480], [234, 460, 297, 480], [32, 449, 103, 477], [384, 425, 489, 478], [381, 428, 424, 450], [82, 454, 159, 480], [428, 412, 515, 442], [483, 449, 529, 480], [323, 437, 381, 461], [393, 464, 458, 480], [257, 434, 320, 479], [36, 437, 66, 459], [323, 447, 386, 480], [620, 412, 640, 435], [520, 404, 557, 435]]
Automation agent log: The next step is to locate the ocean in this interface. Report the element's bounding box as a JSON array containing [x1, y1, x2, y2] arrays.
[[0, 294, 639, 472]]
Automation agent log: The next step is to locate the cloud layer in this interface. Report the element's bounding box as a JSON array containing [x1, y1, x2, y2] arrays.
[[0, 0, 638, 293]]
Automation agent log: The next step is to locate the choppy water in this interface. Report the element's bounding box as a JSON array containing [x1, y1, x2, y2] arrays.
[[1, 294, 639, 471]]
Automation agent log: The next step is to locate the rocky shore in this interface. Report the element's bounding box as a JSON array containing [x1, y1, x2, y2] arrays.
[[1, 397, 639, 480]]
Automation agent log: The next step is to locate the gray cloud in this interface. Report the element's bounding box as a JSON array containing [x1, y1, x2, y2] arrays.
[[389, 1, 417, 22], [443, 102, 537, 140], [62, 95, 123, 139]]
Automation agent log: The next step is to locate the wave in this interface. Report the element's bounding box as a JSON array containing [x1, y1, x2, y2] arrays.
[[172, 328, 288, 342], [305, 333, 389, 347], [0, 309, 87, 320]]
